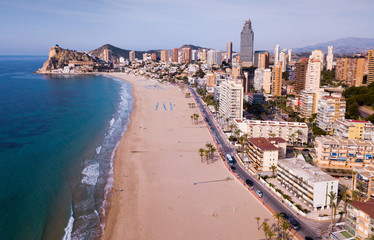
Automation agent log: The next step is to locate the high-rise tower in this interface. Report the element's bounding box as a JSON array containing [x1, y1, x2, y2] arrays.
[[326, 46, 333, 71], [274, 44, 280, 66], [240, 18, 254, 66], [227, 42, 233, 64]]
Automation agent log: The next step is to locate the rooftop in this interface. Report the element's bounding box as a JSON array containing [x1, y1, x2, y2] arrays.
[[268, 137, 287, 143], [349, 200, 374, 220], [247, 137, 278, 151], [278, 158, 337, 183], [316, 136, 374, 147]]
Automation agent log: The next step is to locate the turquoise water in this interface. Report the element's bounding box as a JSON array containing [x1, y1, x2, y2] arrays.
[[0, 56, 133, 239]]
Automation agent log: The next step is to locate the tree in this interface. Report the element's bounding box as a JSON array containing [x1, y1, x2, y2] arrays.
[[270, 165, 277, 178], [328, 191, 337, 231], [229, 124, 235, 137], [267, 229, 275, 240], [289, 133, 295, 146], [296, 130, 303, 144], [198, 148, 205, 162], [262, 221, 270, 240], [273, 212, 283, 230], [204, 150, 209, 162], [190, 115, 194, 124], [352, 190, 359, 201], [352, 171, 357, 194], [239, 134, 248, 160], [255, 216, 261, 230], [341, 185, 349, 222], [280, 220, 289, 240]]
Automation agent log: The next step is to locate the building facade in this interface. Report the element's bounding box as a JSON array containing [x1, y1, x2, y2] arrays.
[[353, 166, 374, 201], [346, 200, 374, 240], [129, 51, 136, 63], [227, 42, 233, 64], [240, 18, 254, 66], [274, 44, 280, 67], [335, 57, 365, 87], [160, 50, 169, 62], [305, 50, 324, 91], [246, 138, 279, 172], [316, 96, 346, 133], [233, 119, 308, 145], [181, 47, 192, 64], [334, 119, 374, 140], [254, 51, 269, 69], [271, 63, 282, 96], [368, 49, 374, 84], [326, 46, 333, 71], [218, 80, 244, 119], [314, 136, 374, 169], [277, 158, 338, 210], [171, 48, 179, 63], [294, 58, 309, 95]]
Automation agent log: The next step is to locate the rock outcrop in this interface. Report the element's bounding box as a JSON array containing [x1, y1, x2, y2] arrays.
[[37, 46, 97, 72]]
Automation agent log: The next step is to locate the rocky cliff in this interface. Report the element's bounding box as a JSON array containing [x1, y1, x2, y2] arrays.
[[37, 46, 97, 72]]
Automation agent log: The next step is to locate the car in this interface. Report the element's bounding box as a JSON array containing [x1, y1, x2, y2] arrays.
[[289, 218, 300, 230], [230, 166, 236, 171], [245, 179, 254, 186], [256, 190, 263, 198], [304, 236, 314, 240]]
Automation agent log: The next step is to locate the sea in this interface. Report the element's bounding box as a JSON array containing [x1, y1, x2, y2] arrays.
[[0, 56, 133, 239]]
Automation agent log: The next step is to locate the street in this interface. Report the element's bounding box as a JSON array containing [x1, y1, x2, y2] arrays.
[[190, 87, 330, 240]]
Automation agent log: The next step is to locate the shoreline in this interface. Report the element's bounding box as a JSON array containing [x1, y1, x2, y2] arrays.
[[100, 72, 274, 240]]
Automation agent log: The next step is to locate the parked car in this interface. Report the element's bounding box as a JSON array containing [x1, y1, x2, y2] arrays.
[[289, 218, 300, 230], [230, 166, 236, 171], [245, 179, 254, 186], [304, 236, 314, 240], [280, 212, 289, 220], [256, 190, 263, 198]]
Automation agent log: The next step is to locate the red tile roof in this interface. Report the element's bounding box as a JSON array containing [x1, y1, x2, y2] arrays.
[[248, 137, 278, 151], [349, 200, 374, 220]]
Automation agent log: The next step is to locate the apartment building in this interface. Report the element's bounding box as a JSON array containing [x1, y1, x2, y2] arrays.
[[346, 200, 374, 240], [314, 136, 374, 169], [233, 119, 308, 145], [334, 119, 374, 140], [246, 138, 279, 171], [316, 96, 346, 133], [353, 166, 374, 201], [271, 62, 283, 96], [160, 50, 169, 62], [277, 158, 338, 210], [218, 80, 243, 119], [335, 57, 365, 87]]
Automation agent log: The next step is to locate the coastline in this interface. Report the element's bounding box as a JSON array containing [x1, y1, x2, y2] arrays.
[[100, 73, 274, 240]]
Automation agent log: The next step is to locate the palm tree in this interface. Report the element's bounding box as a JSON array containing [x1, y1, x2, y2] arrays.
[[273, 212, 282, 231], [280, 220, 289, 240], [234, 129, 242, 139], [255, 217, 261, 230], [352, 190, 359, 201], [204, 150, 209, 162], [239, 134, 248, 160], [341, 185, 349, 221], [357, 181, 364, 201], [296, 129, 303, 145], [195, 113, 199, 124], [352, 170, 357, 193], [289, 133, 295, 146], [262, 222, 270, 240], [270, 165, 277, 178], [209, 146, 216, 161], [366, 234, 374, 240], [267, 229, 275, 240], [198, 148, 205, 162], [229, 124, 235, 137], [225, 117, 230, 131], [190, 114, 194, 124], [328, 191, 337, 231]]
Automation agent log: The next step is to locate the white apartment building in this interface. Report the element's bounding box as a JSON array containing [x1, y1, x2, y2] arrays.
[[254, 68, 263, 92], [263, 69, 272, 94], [207, 50, 222, 66], [219, 80, 243, 119], [334, 119, 374, 140], [305, 50, 324, 91], [233, 119, 308, 145], [326, 46, 333, 71], [316, 96, 346, 132], [314, 136, 374, 169], [246, 138, 279, 171], [277, 158, 338, 210]]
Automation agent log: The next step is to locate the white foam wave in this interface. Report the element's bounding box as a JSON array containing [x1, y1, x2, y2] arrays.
[[62, 207, 74, 240], [96, 146, 102, 155], [109, 118, 115, 127], [81, 163, 100, 186]]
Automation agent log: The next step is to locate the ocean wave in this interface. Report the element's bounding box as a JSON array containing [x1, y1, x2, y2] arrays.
[[62, 207, 74, 240], [67, 76, 133, 239]]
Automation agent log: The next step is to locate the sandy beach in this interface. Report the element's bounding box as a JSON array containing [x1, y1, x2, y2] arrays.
[[102, 73, 274, 240]]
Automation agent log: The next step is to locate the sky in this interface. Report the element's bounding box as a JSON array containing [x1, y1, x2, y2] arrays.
[[0, 0, 373, 55]]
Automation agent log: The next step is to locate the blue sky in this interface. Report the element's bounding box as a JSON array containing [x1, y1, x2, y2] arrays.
[[0, 0, 373, 55]]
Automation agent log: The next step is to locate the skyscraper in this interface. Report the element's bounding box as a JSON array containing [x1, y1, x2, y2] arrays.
[[227, 42, 233, 64], [294, 58, 309, 96], [103, 49, 112, 62], [367, 49, 374, 84], [274, 44, 280, 66], [181, 47, 192, 64], [271, 62, 283, 96], [326, 46, 333, 71], [129, 51, 135, 62], [171, 48, 179, 63], [335, 57, 365, 86], [160, 50, 169, 62], [254, 51, 269, 69], [287, 49, 292, 63], [305, 50, 324, 90], [240, 18, 254, 66], [279, 49, 287, 72]]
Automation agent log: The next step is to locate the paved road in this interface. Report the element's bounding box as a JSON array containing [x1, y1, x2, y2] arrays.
[[190, 88, 330, 240]]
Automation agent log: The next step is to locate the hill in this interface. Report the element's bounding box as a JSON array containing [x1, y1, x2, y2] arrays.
[[37, 45, 98, 72], [293, 37, 374, 54]]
